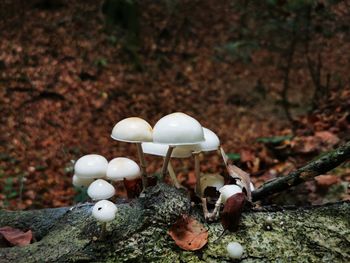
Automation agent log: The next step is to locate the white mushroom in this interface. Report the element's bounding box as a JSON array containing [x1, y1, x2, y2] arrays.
[[219, 185, 243, 203], [92, 200, 117, 222], [111, 117, 153, 190], [87, 179, 115, 200], [226, 241, 244, 259], [92, 199, 117, 239], [197, 174, 225, 221], [198, 174, 224, 198], [72, 174, 94, 189], [153, 112, 204, 181], [141, 142, 193, 188], [142, 142, 193, 158], [74, 154, 108, 179], [106, 157, 141, 181]]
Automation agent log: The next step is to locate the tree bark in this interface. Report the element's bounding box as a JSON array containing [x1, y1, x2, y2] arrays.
[[0, 183, 349, 262]]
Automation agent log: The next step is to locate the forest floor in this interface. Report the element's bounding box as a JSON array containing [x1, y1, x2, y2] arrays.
[[0, 0, 349, 210]]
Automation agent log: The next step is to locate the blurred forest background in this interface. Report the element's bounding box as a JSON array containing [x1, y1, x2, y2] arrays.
[[0, 0, 349, 210]]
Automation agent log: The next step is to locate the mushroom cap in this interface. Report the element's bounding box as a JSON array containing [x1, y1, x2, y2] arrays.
[[106, 157, 141, 181], [142, 142, 194, 158], [92, 200, 117, 222], [111, 117, 153, 143], [72, 175, 94, 189], [226, 242, 244, 259], [198, 174, 225, 197], [87, 179, 115, 200], [219, 185, 243, 203], [195, 127, 220, 152], [153, 112, 204, 146], [74, 154, 108, 179]]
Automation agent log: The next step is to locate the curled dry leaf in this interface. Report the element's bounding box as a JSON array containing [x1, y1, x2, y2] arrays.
[[0, 226, 33, 247], [220, 147, 252, 201], [168, 215, 208, 251], [221, 192, 246, 232]]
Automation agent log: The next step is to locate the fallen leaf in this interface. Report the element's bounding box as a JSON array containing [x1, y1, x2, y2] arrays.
[[168, 215, 208, 251], [220, 147, 252, 201], [315, 174, 340, 187], [221, 192, 246, 232], [0, 226, 32, 247], [314, 131, 340, 146]]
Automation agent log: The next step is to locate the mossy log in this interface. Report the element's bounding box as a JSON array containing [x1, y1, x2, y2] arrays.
[[0, 183, 349, 262]]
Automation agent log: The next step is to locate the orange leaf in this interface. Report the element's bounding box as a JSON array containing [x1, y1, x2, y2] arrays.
[[0, 226, 32, 247], [168, 215, 208, 251]]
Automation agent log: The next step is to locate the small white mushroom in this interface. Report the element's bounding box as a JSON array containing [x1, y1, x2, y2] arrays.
[[198, 174, 224, 198], [72, 174, 94, 189], [92, 200, 117, 222], [74, 154, 108, 179], [153, 112, 204, 181], [227, 242, 244, 259], [87, 179, 115, 200], [92, 200, 117, 239], [111, 117, 153, 190], [106, 157, 141, 181], [219, 185, 243, 203], [197, 174, 225, 221]]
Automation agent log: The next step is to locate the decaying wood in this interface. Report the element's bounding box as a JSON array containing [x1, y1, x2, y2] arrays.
[[252, 141, 350, 201], [0, 183, 349, 262]]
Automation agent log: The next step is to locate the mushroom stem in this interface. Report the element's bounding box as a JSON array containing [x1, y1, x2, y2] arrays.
[[136, 143, 148, 190], [194, 152, 201, 195], [100, 222, 107, 239], [208, 194, 222, 221], [161, 146, 174, 180], [201, 197, 209, 220], [167, 161, 181, 188]]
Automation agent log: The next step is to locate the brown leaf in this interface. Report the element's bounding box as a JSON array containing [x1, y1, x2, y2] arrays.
[[314, 131, 340, 146], [168, 215, 208, 251], [315, 174, 340, 187], [220, 147, 252, 201], [0, 226, 32, 247], [221, 193, 246, 232]]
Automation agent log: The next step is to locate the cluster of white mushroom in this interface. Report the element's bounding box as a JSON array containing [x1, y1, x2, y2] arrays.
[[72, 112, 253, 228]]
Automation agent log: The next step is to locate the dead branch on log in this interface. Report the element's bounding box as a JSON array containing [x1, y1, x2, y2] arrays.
[[252, 141, 350, 201]]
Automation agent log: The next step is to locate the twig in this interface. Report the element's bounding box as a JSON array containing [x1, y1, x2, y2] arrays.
[[252, 141, 350, 201]]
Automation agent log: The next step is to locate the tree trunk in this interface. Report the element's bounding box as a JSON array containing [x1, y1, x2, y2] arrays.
[[0, 183, 349, 262]]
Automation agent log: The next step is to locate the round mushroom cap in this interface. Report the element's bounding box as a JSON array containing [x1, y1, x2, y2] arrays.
[[111, 117, 153, 143], [195, 127, 220, 152], [153, 112, 204, 146], [92, 200, 117, 222], [198, 174, 225, 197], [87, 179, 115, 200], [227, 242, 244, 259], [219, 185, 243, 203], [142, 142, 194, 158], [106, 157, 141, 181], [72, 175, 94, 189], [74, 154, 108, 179]]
